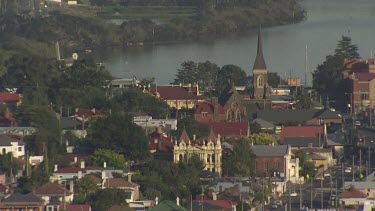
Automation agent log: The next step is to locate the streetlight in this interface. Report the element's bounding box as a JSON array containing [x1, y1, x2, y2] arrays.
[[345, 92, 353, 115]]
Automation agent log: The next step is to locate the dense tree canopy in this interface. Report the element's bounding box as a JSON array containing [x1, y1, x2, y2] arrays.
[[248, 133, 277, 145], [313, 36, 359, 99], [222, 139, 255, 177], [90, 149, 127, 169], [216, 65, 248, 93], [171, 117, 210, 139], [88, 114, 150, 161]]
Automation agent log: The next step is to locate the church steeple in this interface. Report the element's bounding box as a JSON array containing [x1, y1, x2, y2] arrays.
[[253, 25, 267, 70]]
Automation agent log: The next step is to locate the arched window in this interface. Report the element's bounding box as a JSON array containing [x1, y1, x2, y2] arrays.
[[179, 154, 183, 161], [212, 154, 215, 163], [207, 154, 211, 163], [257, 75, 264, 88]]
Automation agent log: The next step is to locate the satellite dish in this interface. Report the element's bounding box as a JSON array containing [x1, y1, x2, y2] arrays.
[[72, 53, 78, 60]]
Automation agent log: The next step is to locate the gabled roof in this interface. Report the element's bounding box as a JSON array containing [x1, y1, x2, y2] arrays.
[[2, 193, 44, 203], [338, 188, 367, 198], [283, 137, 321, 148], [0, 93, 20, 103], [34, 182, 71, 196], [280, 126, 324, 144], [148, 131, 174, 152], [253, 25, 267, 70], [149, 200, 187, 211], [256, 110, 317, 124], [313, 109, 342, 119], [64, 204, 91, 211], [195, 101, 225, 115], [218, 85, 237, 106], [0, 136, 23, 147], [179, 128, 190, 144], [312, 153, 327, 160], [151, 86, 202, 100], [194, 199, 237, 209], [251, 145, 289, 157], [54, 166, 97, 174], [253, 118, 274, 130], [103, 178, 139, 188], [207, 122, 249, 137]]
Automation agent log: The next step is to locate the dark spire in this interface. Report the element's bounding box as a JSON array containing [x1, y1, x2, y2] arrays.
[[253, 25, 267, 70]]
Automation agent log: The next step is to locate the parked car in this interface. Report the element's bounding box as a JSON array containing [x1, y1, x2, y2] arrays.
[[290, 191, 297, 197], [355, 121, 361, 126], [345, 167, 352, 173], [274, 200, 283, 206]]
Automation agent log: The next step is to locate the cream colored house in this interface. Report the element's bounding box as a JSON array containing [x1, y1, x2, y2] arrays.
[[173, 129, 222, 176]]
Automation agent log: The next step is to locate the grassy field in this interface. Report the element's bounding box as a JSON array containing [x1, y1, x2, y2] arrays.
[[97, 6, 197, 20]]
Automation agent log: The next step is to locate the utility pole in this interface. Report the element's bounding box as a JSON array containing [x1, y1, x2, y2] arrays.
[[299, 179, 302, 211], [310, 176, 313, 209], [321, 178, 323, 209], [288, 169, 291, 211], [335, 178, 338, 208], [352, 154, 355, 182], [360, 149, 362, 176], [369, 147, 372, 174], [342, 163, 345, 191]]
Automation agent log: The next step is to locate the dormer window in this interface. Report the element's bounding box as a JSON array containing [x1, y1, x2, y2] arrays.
[[201, 112, 208, 117]]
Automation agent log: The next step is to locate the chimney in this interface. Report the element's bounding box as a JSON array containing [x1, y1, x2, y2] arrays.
[[155, 197, 159, 205], [5, 108, 10, 119], [74, 157, 78, 163], [54, 164, 58, 172], [212, 192, 217, 200], [101, 171, 106, 179], [308, 143, 313, 148], [193, 134, 196, 141], [154, 139, 158, 144], [128, 173, 132, 183], [103, 162, 107, 168], [78, 171, 82, 179], [176, 197, 180, 206], [80, 160, 85, 169], [92, 108, 96, 114], [69, 180, 74, 194]]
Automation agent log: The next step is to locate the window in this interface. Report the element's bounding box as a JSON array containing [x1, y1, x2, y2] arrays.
[[257, 75, 264, 88], [2, 148, 5, 154], [360, 93, 369, 100], [212, 155, 215, 163], [276, 161, 280, 171], [18, 147, 22, 152], [207, 154, 211, 163], [265, 161, 269, 172], [201, 112, 208, 117]]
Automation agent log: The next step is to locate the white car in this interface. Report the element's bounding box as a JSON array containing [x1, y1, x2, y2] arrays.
[[290, 191, 297, 197], [345, 167, 352, 173]]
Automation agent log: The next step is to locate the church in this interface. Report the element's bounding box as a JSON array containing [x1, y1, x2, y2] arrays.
[[218, 27, 272, 121]]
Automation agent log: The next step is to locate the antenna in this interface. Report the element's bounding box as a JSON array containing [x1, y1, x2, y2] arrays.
[[305, 45, 308, 87], [55, 41, 61, 61], [371, 50, 373, 59]]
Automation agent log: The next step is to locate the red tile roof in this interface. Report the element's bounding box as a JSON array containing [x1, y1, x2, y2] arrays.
[[54, 166, 97, 174], [280, 126, 323, 144], [338, 188, 367, 198], [76, 108, 103, 117], [195, 102, 225, 115], [179, 128, 190, 144], [193, 200, 237, 209], [151, 86, 204, 100], [148, 131, 174, 152], [207, 122, 249, 137], [103, 178, 139, 188], [353, 72, 375, 81], [34, 182, 71, 196], [63, 204, 91, 211], [0, 93, 20, 103]]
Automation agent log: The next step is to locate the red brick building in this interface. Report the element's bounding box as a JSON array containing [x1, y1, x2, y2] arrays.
[[207, 122, 249, 139], [279, 125, 324, 145], [194, 101, 226, 123], [343, 58, 375, 114]]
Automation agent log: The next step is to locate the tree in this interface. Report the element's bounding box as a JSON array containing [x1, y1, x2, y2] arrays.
[[89, 189, 129, 211], [293, 149, 317, 177], [250, 121, 261, 134], [294, 94, 312, 109], [110, 89, 171, 118], [171, 117, 210, 139], [88, 113, 150, 161], [248, 133, 277, 145], [267, 72, 286, 88], [216, 65, 248, 93], [196, 61, 219, 90], [174, 61, 198, 85], [313, 36, 360, 99], [334, 36, 360, 60], [222, 139, 255, 177], [77, 176, 99, 198], [90, 149, 127, 169]]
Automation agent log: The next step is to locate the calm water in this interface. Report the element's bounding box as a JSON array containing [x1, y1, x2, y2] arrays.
[[100, 0, 375, 86]]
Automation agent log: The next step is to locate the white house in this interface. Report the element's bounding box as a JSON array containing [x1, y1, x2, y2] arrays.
[[0, 136, 25, 158], [133, 116, 177, 131]]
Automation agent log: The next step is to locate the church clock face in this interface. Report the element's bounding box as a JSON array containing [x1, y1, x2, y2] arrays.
[[232, 102, 238, 108]]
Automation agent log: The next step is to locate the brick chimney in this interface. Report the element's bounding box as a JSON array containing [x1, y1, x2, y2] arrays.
[[80, 160, 85, 169]]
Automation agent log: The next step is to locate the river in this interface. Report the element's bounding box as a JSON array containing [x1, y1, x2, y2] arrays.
[[99, 0, 375, 86]]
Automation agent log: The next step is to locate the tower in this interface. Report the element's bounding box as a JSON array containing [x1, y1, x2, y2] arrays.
[[252, 26, 269, 99]]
